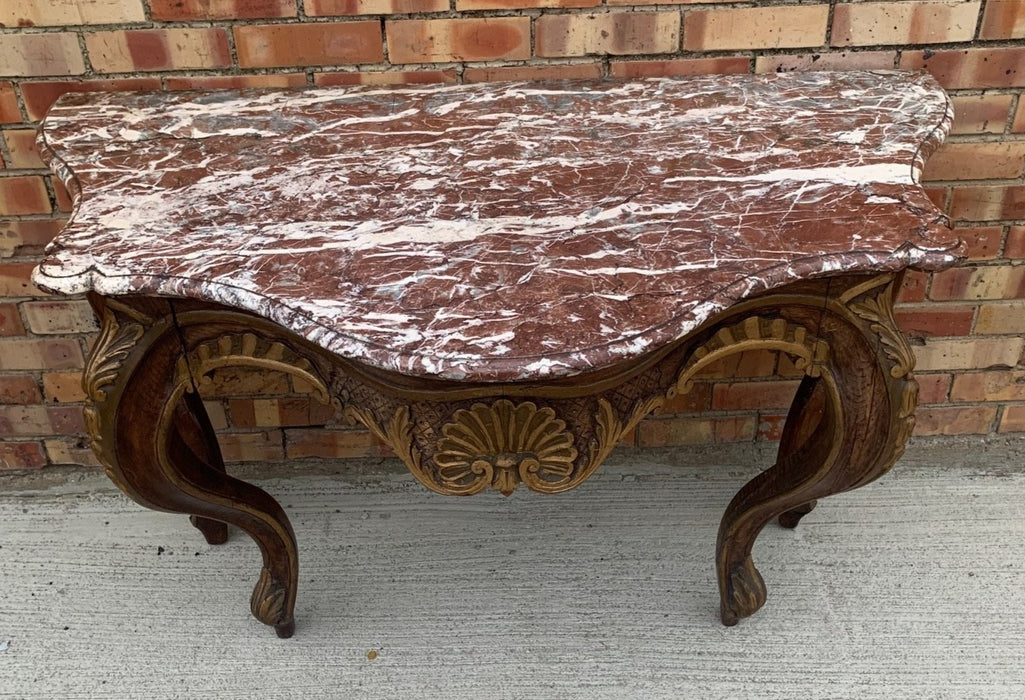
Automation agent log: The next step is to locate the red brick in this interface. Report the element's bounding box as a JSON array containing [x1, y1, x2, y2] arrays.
[[923, 185, 947, 212], [0, 441, 47, 470], [0, 33, 85, 77], [387, 18, 530, 63], [1014, 100, 1025, 133], [899, 269, 929, 302], [0, 0, 145, 26], [44, 438, 100, 467], [48, 404, 85, 433], [756, 413, 787, 441], [608, 0, 744, 4], [929, 265, 1025, 301], [975, 301, 1025, 335], [0, 261, 47, 297], [951, 370, 1025, 402], [895, 305, 974, 338], [0, 339, 84, 370], [0, 175, 51, 215], [536, 12, 679, 57], [236, 22, 383, 68], [52, 177, 74, 212], [2, 128, 43, 170], [912, 405, 997, 435], [684, 6, 828, 51], [218, 430, 284, 462], [0, 375, 40, 404], [900, 48, 1025, 89], [611, 57, 750, 78], [0, 302, 24, 336], [464, 63, 601, 83], [636, 416, 756, 447], [923, 141, 1025, 181], [22, 300, 98, 334], [20, 78, 161, 121], [203, 367, 290, 397], [314, 69, 458, 86], [0, 405, 51, 435], [1005, 226, 1025, 258], [203, 400, 228, 431], [228, 396, 326, 428], [697, 349, 778, 380], [85, 28, 232, 73], [831, 1, 980, 47], [308, 0, 448, 14], [913, 337, 1024, 371], [42, 371, 85, 403], [949, 185, 1025, 221], [916, 373, 951, 404], [285, 427, 382, 459], [0, 82, 20, 123], [661, 381, 711, 414], [980, 1, 1025, 39], [951, 225, 1003, 260], [457, 0, 597, 8], [165, 73, 308, 91], [711, 380, 800, 411], [949, 94, 1013, 134], [755, 51, 896, 74], [998, 405, 1025, 433], [150, 0, 297, 21]]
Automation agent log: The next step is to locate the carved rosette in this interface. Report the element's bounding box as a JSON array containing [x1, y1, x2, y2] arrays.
[[435, 400, 578, 496]]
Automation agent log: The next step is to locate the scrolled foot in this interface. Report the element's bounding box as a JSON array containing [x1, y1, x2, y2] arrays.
[[189, 515, 229, 545], [778, 500, 817, 529], [720, 555, 767, 626], [251, 566, 294, 637]]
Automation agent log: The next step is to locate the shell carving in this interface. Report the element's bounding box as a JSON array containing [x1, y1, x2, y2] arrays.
[[435, 400, 579, 496]]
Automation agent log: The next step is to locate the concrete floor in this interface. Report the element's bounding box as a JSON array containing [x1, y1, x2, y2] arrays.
[[1, 436, 1024, 699]]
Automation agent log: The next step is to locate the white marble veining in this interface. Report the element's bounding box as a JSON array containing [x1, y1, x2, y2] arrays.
[[33, 71, 963, 381]]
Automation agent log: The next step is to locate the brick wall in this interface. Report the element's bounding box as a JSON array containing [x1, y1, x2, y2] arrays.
[[1, 1, 1023, 471]]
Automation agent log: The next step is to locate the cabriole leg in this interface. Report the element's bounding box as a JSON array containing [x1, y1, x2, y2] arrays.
[[83, 297, 299, 638], [716, 275, 918, 626]]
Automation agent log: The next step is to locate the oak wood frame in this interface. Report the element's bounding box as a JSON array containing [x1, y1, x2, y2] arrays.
[[82, 272, 915, 638]]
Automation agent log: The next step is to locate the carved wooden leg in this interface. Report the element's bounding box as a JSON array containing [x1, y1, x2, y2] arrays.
[[716, 275, 917, 626], [175, 392, 230, 545], [83, 298, 298, 638]]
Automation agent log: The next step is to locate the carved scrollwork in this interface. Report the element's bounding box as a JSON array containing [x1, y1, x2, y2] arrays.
[[176, 332, 331, 404], [673, 316, 830, 396]]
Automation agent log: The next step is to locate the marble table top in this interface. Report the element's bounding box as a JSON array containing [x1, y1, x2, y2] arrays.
[[33, 71, 963, 382]]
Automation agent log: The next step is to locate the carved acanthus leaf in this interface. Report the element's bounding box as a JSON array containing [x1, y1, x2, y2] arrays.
[[82, 307, 146, 481], [847, 284, 915, 379]]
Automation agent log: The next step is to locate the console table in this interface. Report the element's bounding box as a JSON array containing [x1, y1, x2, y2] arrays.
[[32, 71, 964, 638]]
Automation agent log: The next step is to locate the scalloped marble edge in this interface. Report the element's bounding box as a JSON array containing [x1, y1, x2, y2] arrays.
[[31, 74, 966, 383]]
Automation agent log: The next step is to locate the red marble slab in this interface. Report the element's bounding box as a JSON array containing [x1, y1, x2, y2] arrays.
[[32, 71, 963, 382]]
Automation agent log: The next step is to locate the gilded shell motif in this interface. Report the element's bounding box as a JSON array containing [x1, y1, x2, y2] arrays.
[[435, 400, 579, 496]]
